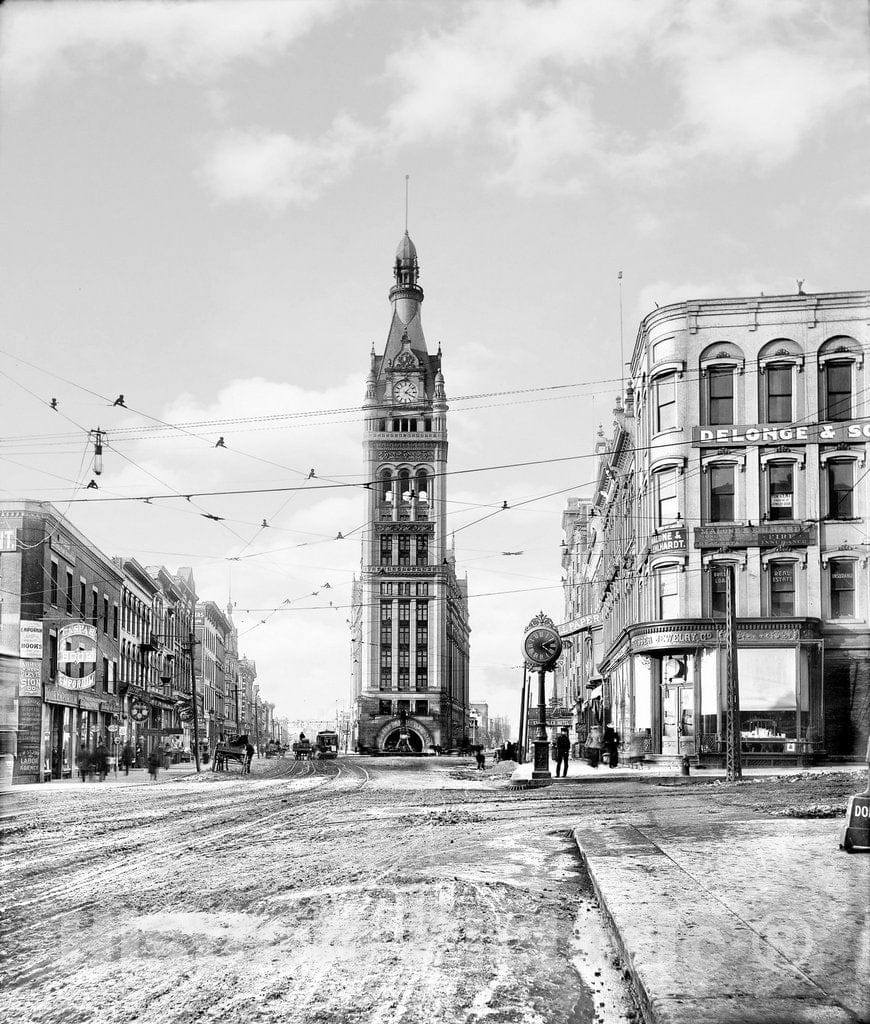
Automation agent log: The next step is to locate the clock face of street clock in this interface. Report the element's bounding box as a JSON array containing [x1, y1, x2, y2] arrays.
[[394, 379, 418, 404], [523, 627, 562, 665]]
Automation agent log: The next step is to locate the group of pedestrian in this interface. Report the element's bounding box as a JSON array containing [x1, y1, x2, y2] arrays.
[[77, 741, 110, 782], [583, 724, 620, 769], [494, 742, 519, 763]]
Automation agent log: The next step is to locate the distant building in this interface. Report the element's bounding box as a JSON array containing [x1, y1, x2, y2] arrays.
[[351, 233, 471, 753], [470, 702, 489, 740], [559, 290, 870, 764]]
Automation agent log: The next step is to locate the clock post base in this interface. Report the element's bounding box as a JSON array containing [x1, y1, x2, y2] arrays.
[[532, 738, 552, 780]]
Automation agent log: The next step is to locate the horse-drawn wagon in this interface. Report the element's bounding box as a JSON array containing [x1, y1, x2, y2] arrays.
[[212, 734, 251, 772]]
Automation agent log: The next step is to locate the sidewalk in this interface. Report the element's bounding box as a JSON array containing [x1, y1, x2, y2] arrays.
[[9, 764, 200, 792], [573, 817, 870, 1024], [509, 757, 868, 786]]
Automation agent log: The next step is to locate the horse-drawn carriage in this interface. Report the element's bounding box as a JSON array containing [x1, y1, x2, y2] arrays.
[[292, 738, 314, 761], [212, 734, 251, 772]]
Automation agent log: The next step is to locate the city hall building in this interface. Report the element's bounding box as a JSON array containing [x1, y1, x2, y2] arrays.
[[350, 234, 470, 752], [558, 290, 869, 765]]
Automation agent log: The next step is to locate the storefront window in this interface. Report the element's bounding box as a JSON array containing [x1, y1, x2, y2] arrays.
[[769, 561, 795, 616], [829, 559, 855, 618], [767, 463, 794, 521], [738, 648, 798, 744]]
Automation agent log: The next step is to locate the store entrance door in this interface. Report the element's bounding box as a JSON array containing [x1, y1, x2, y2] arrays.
[[662, 685, 694, 756]]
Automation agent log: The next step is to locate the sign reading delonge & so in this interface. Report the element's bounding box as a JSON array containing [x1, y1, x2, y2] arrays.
[[692, 418, 870, 447]]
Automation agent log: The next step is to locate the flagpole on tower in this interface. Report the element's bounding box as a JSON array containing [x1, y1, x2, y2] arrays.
[[405, 174, 410, 232]]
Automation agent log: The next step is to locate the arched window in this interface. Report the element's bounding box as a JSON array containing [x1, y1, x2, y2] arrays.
[[380, 469, 392, 502], [416, 469, 429, 502], [398, 469, 410, 501]]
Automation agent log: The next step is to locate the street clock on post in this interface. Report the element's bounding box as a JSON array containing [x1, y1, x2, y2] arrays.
[[522, 621, 562, 670]]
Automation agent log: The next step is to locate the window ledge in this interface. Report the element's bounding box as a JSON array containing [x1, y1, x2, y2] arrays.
[[651, 427, 684, 440]]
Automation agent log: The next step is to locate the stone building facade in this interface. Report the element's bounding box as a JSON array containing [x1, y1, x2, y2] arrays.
[[351, 233, 470, 753], [560, 290, 869, 764]]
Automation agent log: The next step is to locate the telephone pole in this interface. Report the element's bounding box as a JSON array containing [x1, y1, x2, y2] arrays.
[[186, 633, 201, 773], [724, 564, 742, 781]]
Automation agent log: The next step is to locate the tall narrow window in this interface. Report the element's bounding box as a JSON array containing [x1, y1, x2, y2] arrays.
[[91, 587, 99, 626], [707, 368, 734, 425], [654, 469, 678, 526], [398, 536, 411, 566], [827, 461, 853, 519], [767, 463, 794, 521], [656, 567, 679, 619], [65, 571, 74, 614], [769, 561, 795, 616], [380, 535, 392, 566], [381, 470, 392, 502], [766, 365, 792, 423], [49, 561, 58, 606], [102, 596, 110, 635], [825, 361, 851, 421], [398, 469, 410, 500], [829, 560, 855, 618], [710, 565, 729, 618], [80, 580, 87, 617], [416, 535, 428, 566], [655, 374, 676, 432], [416, 470, 428, 502], [709, 465, 735, 522]]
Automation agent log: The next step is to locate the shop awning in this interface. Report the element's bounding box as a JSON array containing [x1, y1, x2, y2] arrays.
[[582, 683, 603, 709]]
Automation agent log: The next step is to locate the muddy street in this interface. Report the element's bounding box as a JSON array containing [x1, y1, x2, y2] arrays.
[[2, 756, 646, 1024]]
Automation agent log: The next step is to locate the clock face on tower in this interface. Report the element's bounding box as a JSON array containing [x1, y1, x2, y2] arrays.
[[394, 379, 419, 404]]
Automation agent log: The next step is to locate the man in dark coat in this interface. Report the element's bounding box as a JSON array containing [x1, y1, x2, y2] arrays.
[[555, 728, 571, 778], [603, 724, 620, 769]]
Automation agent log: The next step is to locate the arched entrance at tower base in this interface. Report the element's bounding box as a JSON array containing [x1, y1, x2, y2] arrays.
[[374, 717, 434, 753]]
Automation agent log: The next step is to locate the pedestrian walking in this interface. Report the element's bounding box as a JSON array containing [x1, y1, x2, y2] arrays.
[[555, 728, 571, 778], [77, 748, 91, 783], [245, 741, 254, 775], [94, 741, 109, 782], [585, 725, 602, 768], [120, 743, 134, 776], [147, 748, 160, 782], [603, 724, 620, 769], [475, 746, 486, 770]]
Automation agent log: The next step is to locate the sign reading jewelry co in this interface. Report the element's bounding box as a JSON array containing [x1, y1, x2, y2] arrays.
[[56, 622, 98, 691], [692, 418, 870, 447]]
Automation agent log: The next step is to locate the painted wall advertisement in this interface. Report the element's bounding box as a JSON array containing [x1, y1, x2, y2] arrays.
[[19, 620, 43, 660], [57, 622, 98, 691], [19, 660, 42, 698], [0, 551, 22, 657]]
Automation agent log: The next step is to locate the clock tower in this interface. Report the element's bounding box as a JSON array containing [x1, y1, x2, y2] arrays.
[[350, 233, 470, 753]]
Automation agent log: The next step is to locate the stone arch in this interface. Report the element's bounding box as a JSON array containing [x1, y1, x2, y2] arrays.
[[374, 716, 435, 751]]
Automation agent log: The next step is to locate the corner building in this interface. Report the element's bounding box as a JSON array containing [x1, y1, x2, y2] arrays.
[[352, 234, 470, 752], [585, 290, 869, 765]]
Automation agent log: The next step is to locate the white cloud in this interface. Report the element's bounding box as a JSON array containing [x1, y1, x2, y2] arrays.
[[0, 0, 342, 86], [199, 116, 369, 209]]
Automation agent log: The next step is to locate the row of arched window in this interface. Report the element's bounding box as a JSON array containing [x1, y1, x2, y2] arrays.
[[380, 468, 431, 502]]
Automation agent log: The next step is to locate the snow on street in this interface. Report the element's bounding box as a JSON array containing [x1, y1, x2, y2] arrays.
[[2, 756, 640, 1024]]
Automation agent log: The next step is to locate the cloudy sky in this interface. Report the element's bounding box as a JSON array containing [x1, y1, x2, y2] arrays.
[[1, 0, 867, 730]]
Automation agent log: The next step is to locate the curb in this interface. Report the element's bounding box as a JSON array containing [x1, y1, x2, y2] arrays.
[[572, 830, 656, 1024]]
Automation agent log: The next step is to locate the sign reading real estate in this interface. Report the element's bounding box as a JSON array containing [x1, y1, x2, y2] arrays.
[[693, 418, 870, 447], [56, 621, 98, 691]]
